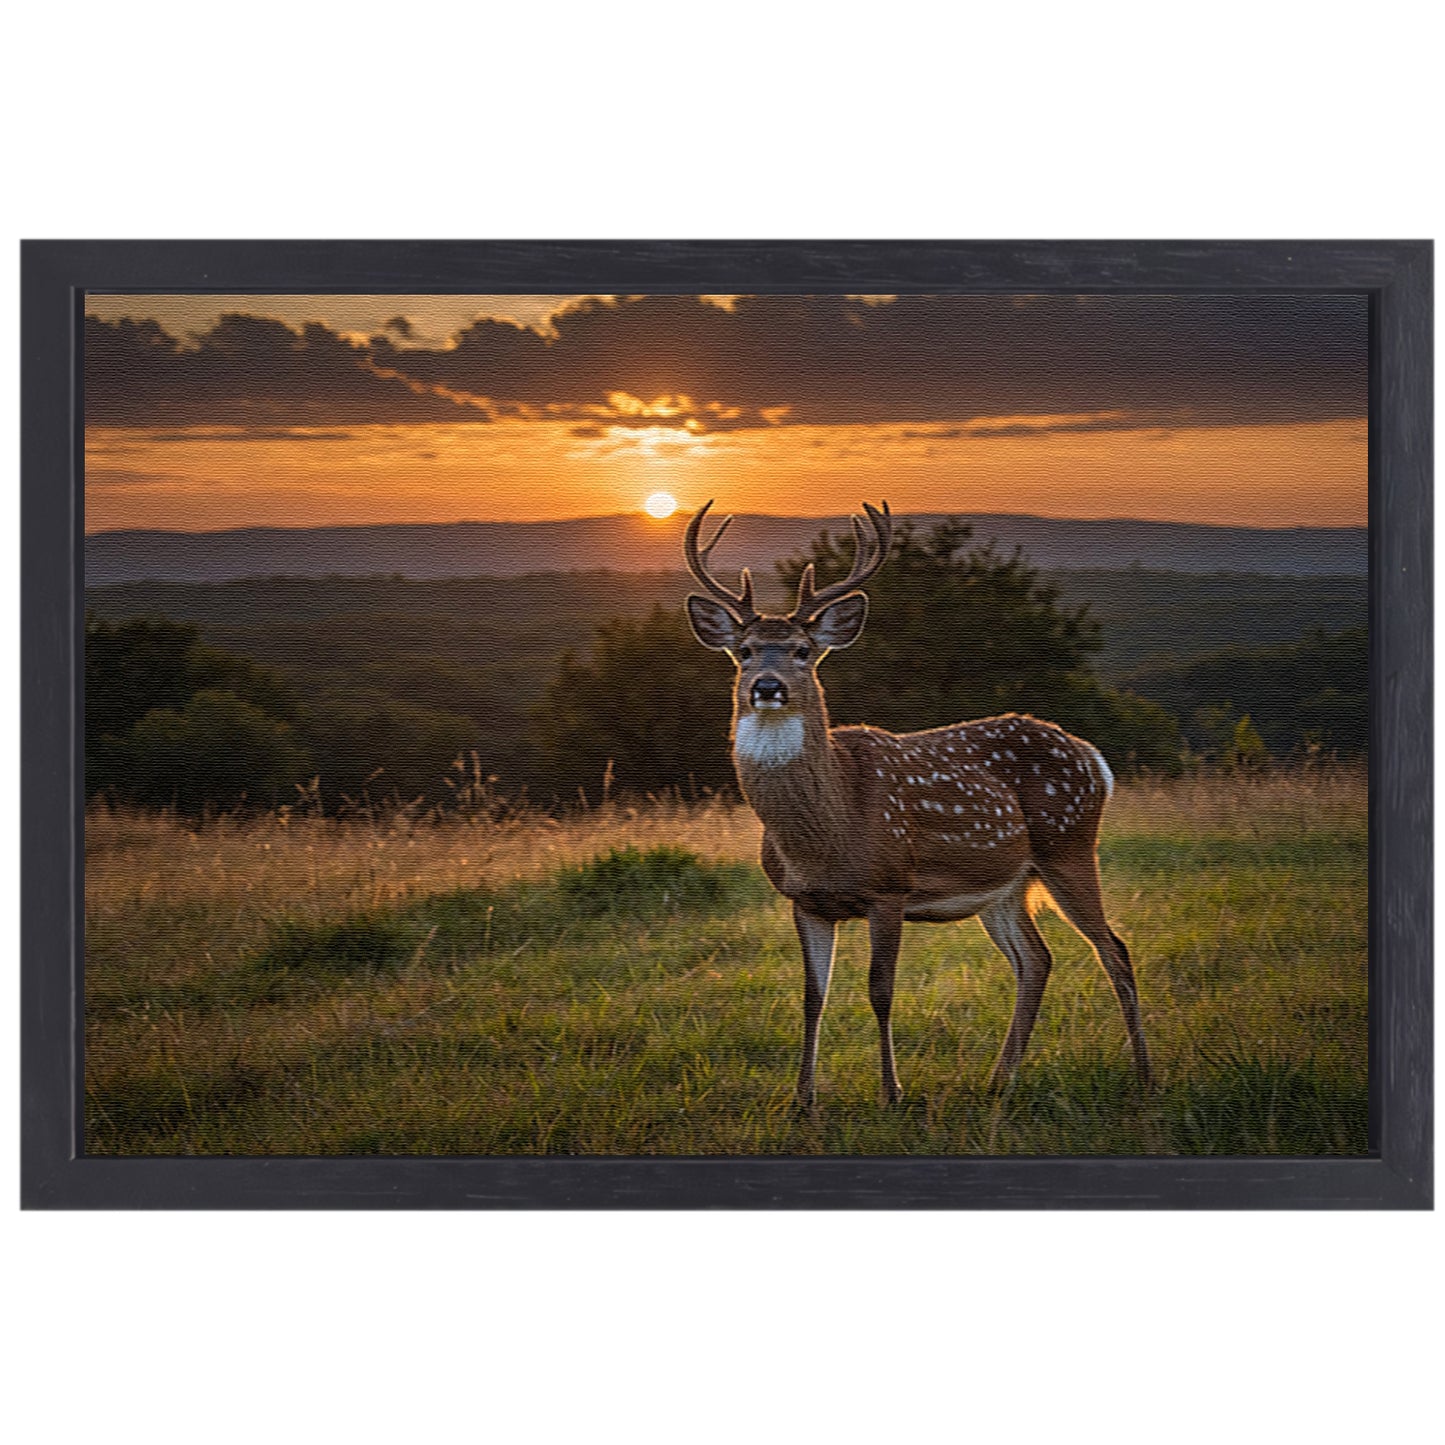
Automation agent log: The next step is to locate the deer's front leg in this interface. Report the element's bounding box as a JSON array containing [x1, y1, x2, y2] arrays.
[[867, 898, 905, 1105], [792, 902, 836, 1109]]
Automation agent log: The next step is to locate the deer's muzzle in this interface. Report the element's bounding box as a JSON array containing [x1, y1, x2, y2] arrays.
[[749, 674, 789, 709]]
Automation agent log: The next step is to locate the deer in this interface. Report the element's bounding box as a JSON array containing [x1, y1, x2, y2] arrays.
[[682, 499, 1151, 1108]]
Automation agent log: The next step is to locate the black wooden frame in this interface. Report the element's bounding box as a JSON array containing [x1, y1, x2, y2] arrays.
[[21, 240, 1433, 1208]]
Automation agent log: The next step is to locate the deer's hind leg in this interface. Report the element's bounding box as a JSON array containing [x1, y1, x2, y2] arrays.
[[979, 878, 1054, 1089], [1033, 849, 1151, 1085], [866, 898, 906, 1106]]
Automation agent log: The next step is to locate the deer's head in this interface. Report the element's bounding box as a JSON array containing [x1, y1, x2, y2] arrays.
[[683, 501, 893, 726]]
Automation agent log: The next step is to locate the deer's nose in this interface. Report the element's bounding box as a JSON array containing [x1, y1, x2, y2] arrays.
[[750, 674, 789, 709]]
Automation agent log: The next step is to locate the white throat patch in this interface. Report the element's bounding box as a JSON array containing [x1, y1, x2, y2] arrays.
[[734, 713, 805, 768]]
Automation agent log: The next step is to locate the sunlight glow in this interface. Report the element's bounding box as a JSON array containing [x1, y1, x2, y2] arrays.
[[644, 491, 678, 519], [82, 416, 1367, 533]]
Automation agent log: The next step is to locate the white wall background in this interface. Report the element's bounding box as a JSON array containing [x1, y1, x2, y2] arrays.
[[3, 4, 1440, 1439]]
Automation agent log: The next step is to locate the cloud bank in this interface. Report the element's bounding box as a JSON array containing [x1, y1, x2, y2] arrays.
[[86, 293, 1367, 437]]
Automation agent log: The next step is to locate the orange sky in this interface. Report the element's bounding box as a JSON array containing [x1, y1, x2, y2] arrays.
[[84, 415, 1366, 532], [83, 294, 1368, 532]]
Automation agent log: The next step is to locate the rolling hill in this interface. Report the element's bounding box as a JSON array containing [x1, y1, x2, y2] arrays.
[[84, 511, 1368, 585]]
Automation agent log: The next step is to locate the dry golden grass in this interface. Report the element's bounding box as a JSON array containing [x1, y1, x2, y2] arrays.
[[87, 766, 1360, 921], [87, 791, 761, 952], [1101, 764, 1366, 837]]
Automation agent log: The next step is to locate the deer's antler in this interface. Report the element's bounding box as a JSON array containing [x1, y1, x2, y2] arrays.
[[683, 500, 759, 625], [789, 500, 893, 624]]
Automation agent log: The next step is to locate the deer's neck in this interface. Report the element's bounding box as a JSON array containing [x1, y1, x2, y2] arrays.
[[732, 698, 853, 866]]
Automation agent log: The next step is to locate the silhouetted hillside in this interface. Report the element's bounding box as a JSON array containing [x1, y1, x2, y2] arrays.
[[85, 512, 1367, 584], [85, 568, 1367, 676]]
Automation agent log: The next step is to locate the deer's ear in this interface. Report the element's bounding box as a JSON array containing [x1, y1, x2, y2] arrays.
[[686, 595, 740, 652], [808, 592, 868, 651]]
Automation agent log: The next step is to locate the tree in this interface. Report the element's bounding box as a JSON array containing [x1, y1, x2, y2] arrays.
[[297, 690, 479, 808], [1035, 671, 1185, 772], [86, 615, 301, 801], [102, 689, 312, 813], [779, 518, 1102, 728], [777, 518, 1181, 770], [86, 615, 204, 745], [531, 604, 735, 803]]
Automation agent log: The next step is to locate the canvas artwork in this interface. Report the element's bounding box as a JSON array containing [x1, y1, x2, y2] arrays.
[[82, 292, 1368, 1157]]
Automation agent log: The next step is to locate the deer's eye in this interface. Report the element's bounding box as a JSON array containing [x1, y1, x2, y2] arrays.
[[739, 646, 753, 662], [794, 645, 810, 662]]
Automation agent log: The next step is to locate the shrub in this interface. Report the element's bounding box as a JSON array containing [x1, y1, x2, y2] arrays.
[[85, 615, 301, 802], [297, 690, 479, 808], [532, 607, 735, 804], [109, 688, 313, 812], [554, 845, 757, 918]]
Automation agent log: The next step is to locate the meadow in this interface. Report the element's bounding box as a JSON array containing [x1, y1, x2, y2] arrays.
[[84, 766, 1369, 1157]]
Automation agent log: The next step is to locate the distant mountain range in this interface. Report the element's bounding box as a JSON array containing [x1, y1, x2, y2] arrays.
[[84, 512, 1368, 584]]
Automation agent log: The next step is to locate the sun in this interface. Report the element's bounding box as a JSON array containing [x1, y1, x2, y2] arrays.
[[643, 490, 678, 519]]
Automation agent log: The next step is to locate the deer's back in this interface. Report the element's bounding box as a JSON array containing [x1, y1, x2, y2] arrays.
[[835, 712, 1112, 864]]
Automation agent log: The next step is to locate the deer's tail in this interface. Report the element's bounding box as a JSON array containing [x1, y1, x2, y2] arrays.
[[1082, 742, 1115, 801]]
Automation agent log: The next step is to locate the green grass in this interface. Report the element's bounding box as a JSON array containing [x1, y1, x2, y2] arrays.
[[83, 775, 1368, 1156]]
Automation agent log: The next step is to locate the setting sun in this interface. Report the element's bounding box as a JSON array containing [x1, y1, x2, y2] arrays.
[[644, 490, 678, 519]]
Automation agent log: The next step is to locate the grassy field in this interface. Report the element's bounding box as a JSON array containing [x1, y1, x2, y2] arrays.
[[84, 768, 1368, 1157]]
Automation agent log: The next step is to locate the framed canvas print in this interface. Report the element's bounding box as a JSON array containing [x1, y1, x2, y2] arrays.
[[21, 240, 1432, 1208]]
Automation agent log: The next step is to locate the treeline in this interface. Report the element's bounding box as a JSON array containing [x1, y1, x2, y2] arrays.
[[85, 520, 1367, 815], [86, 566, 1368, 677], [86, 618, 476, 813], [1123, 626, 1367, 763]]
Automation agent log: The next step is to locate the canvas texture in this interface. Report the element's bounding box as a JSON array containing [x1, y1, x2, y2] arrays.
[[81, 292, 1368, 1157]]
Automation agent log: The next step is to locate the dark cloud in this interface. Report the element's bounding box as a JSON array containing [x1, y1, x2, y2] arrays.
[[893, 417, 1162, 440], [139, 427, 358, 442], [86, 293, 1367, 436], [84, 313, 486, 429], [82, 466, 183, 489], [384, 315, 414, 338]]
